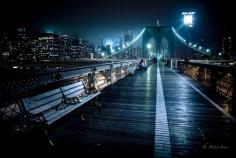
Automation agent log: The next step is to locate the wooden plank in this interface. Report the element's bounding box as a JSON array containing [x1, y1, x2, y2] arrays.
[[62, 86, 84, 96], [46, 92, 101, 125], [160, 63, 236, 157], [22, 89, 62, 110], [29, 98, 62, 114], [61, 82, 83, 91], [49, 65, 157, 157]]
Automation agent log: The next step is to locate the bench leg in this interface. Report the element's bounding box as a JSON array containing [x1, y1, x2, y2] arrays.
[[49, 139, 54, 147], [92, 97, 102, 111], [43, 129, 54, 147], [80, 114, 85, 121]]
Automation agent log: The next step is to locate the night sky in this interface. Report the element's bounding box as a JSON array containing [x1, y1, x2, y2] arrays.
[[0, 0, 235, 48]]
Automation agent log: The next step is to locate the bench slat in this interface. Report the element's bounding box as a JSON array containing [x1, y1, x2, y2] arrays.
[[62, 85, 84, 96], [66, 89, 85, 98], [46, 92, 101, 125], [29, 98, 63, 115], [21, 80, 101, 126], [22, 92, 63, 111], [62, 82, 83, 91], [33, 89, 61, 101], [80, 92, 100, 103]]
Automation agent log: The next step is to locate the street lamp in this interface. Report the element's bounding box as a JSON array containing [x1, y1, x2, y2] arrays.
[[146, 43, 152, 58], [147, 43, 152, 49], [182, 11, 195, 58], [182, 12, 195, 27]]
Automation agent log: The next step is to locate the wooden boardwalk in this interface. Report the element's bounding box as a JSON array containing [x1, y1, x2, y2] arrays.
[[160, 65, 236, 157], [49, 64, 157, 157], [12, 63, 235, 157]]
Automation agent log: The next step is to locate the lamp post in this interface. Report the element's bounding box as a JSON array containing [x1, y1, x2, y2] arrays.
[[146, 43, 152, 65]]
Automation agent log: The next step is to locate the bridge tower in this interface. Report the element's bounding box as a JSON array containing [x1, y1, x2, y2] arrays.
[[142, 26, 174, 60]]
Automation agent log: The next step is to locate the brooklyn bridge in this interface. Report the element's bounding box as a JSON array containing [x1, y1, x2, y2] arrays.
[[0, 25, 236, 158]]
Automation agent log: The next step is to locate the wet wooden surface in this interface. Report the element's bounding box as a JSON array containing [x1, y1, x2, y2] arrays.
[[49, 64, 236, 157], [49, 64, 157, 157], [3, 63, 235, 157]]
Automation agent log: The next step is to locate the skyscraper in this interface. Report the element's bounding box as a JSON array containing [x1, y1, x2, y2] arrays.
[[37, 33, 60, 61], [15, 27, 32, 61], [0, 32, 11, 61], [222, 36, 232, 58], [124, 30, 133, 45]]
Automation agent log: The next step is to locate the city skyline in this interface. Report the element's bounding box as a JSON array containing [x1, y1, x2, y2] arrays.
[[0, 0, 235, 48]]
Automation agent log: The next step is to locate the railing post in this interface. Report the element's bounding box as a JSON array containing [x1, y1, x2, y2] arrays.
[[210, 69, 217, 91], [116, 64, 121, 81], [198, 66, 205, 83], [110, 64, 113, 84], [88, 67, 97, 92], [232, 72, 236, 104]]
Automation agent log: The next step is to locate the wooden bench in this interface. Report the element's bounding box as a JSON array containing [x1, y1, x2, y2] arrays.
[[20, 81, 101, 125]]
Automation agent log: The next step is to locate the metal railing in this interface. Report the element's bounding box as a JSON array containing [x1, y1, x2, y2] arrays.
[[178, 61, 236, 103], [0, 60, 138, 122]]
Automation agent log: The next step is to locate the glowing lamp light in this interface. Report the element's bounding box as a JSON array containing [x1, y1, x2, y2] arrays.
[[105, 40, 113, 46], [147, 43, 152, 49], [206, 49, 210, 53], [157, 54, 163, 60], [111, 48, 115, 53], [45, 28, 54, 33], [13, 66, 19, 69], [182, 12, 195, 27], [184, 15, 193, 25], [101, 52, 105, 57]]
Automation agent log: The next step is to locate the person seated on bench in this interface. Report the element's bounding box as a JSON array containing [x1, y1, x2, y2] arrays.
[[139, 59, 147, 71]]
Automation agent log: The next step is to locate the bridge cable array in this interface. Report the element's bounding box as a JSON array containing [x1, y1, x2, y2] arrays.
[[107, 28, 146, 58], [171, 27, 211, 56], [107, 27, 211, 59]]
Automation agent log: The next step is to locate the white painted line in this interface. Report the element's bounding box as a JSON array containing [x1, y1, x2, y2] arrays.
[[154, 65, 172, 158], [168, 68, 236, 123]]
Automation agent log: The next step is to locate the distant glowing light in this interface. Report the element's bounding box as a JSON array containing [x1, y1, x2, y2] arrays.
[[184, 15, 193, 26], [147, 43, 152, 49], [45, 28, 54, 33], [157, 54, 163, 60], [13, 66, 19, 69], [107, 28, 145, 57], [182, 12, 195, 27], [105, 40, 113, 46], [206, 49, 210, 53], [172, 27, 211, 56], [111, 48, 115, 53], [219, 52, 222, 56], [101, 52, 105, 57]]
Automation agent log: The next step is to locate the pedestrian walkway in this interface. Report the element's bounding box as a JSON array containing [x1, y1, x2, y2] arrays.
[[49, 63, 236, 157]]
